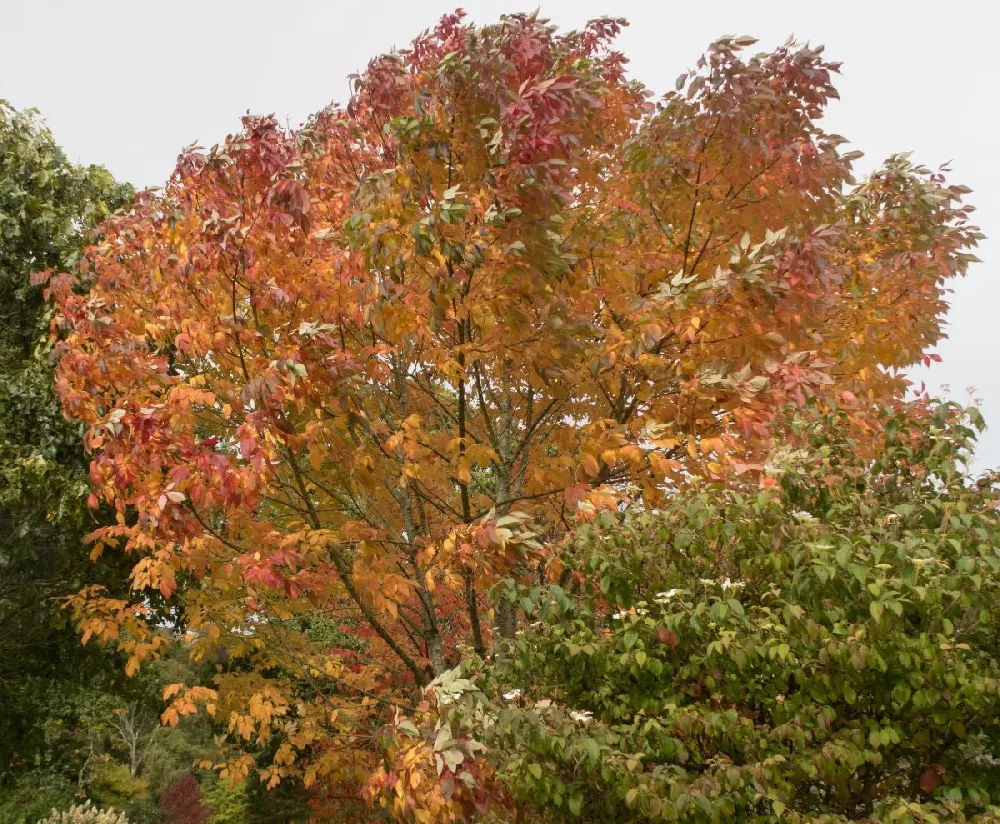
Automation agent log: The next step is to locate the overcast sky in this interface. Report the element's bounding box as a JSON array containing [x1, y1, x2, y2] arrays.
[[2, 0, 996, 467]]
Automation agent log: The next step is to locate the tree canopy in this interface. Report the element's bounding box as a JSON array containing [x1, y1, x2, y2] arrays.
[[0, 99, 132, 678], [34, 10, 988, 820]]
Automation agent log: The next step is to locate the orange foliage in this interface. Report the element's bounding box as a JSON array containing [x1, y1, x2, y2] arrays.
[[45, 11, 979, 809]]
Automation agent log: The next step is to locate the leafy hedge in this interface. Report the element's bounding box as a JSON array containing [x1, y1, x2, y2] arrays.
[[401, 404, 1000, 822]]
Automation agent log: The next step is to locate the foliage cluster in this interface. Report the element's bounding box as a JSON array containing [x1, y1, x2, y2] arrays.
[[1, 8, 994, 824], [41, 12, 979, 808], [380, 403, 1000, 822]]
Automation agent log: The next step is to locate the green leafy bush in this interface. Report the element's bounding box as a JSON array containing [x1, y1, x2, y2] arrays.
[[86, 762, 150, 822], [450, 403, 1000, 821], [200, 778, 248, 824], [0, 772, 76, 824]]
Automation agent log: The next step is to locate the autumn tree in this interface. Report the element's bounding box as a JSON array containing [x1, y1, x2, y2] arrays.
[[46, 11, 979, 800]]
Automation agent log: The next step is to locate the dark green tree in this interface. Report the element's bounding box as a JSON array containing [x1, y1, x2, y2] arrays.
[[0, 99, 134, 819]]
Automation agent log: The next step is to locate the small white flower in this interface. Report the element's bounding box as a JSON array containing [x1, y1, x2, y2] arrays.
[[635, 607, 649, 616], [699, 578, 714, 586], [503, 688, 522, 701], [792, 510, 817, 523], [569, 710, 594, 724], [721, 578, 745, 591], [611, 611, 628, 620], [655, 589, 678, 600]]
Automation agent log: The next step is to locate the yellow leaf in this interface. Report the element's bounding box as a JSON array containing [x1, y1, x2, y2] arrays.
[[456, 455, 472, 485]]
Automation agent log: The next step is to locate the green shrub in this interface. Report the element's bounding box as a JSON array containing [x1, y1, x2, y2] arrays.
[[0, 772, 76, 824], [461, 404, 1000, 821], [201, 778, 247, 824]]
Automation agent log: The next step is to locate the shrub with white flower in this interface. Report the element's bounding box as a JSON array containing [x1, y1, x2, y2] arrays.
[[465, 403, 1000, 823], [37, 803, 128, 824]]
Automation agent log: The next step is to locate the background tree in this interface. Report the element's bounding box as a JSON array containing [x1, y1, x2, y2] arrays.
[[157, 774, 210, 824], [0, 99, 135, 820], [45, 10, 980, 805], [0, 99, 131, 690]]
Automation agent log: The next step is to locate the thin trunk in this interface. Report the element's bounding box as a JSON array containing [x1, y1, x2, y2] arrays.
[[492, 360, 523, 647], [456, 315, 487, 657]]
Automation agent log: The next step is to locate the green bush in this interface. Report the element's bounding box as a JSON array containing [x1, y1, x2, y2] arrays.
[[86, 761, 149, 816], [460, 403, 1000, 822], [0, 772, 76, 824], [201, 778, 248, 824]]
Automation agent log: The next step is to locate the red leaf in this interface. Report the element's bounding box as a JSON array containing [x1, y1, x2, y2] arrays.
[[919, 764, 943, 794]]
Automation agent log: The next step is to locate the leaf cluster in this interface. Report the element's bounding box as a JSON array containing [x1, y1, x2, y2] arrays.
[[456, 404, 1000, 822]]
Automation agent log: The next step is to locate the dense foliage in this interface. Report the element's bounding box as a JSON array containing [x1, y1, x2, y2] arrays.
[[0, 99, 132, 701], [41, 12, 980, 806], [0, 102, 310, 824], [0, 9, 989, 822], [0, 99, 140, 820], [378, 402, 1000, 822]]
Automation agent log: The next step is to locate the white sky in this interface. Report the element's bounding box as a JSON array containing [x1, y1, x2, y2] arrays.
[[2, 0, 996, 468]]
